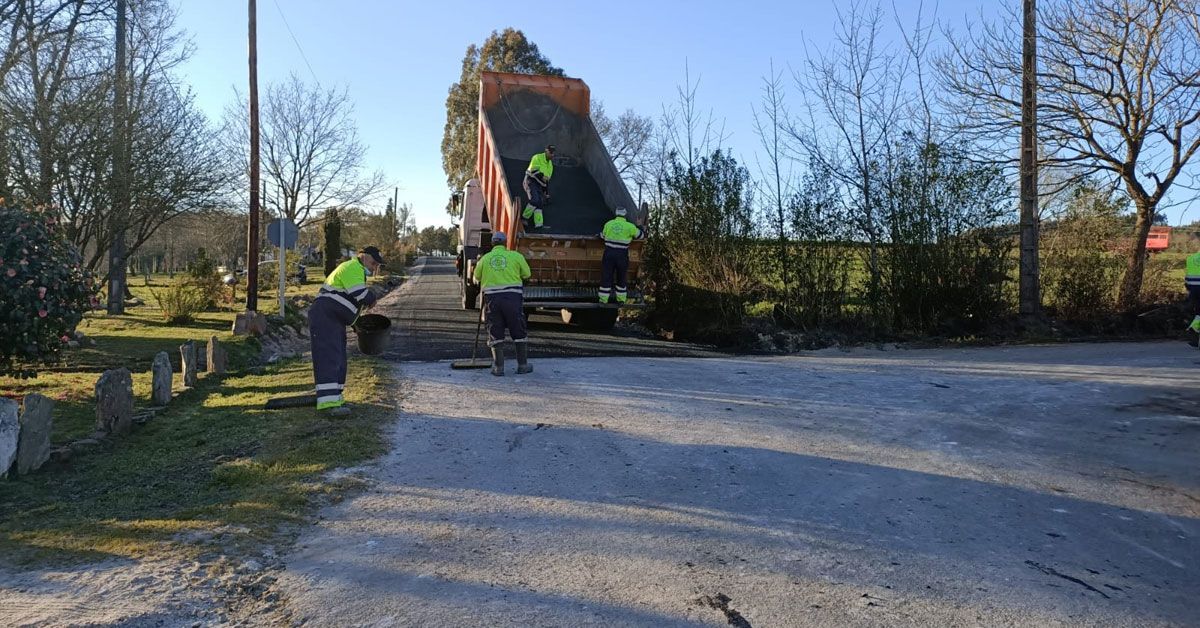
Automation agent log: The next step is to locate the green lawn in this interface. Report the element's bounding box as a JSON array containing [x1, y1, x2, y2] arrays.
[[0, 271, 401, 567], [0, 273, 347, 443], [0, 358, 393, 567]]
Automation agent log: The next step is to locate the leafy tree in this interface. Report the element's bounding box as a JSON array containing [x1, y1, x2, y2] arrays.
[[0, 203, 96, 378], [646, 149, 757, 338], [1042, 180, 1130, 318], [416, 225, 455, 254], [441, 28, 563, 215]]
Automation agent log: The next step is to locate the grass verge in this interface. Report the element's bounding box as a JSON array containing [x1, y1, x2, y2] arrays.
[[0, 356, 396, 568]]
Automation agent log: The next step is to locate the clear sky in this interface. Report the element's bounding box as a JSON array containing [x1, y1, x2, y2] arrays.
[[175, 0, 1008, 230]]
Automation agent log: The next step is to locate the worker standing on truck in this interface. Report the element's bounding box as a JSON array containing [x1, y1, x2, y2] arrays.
[[473, 232, 533, 375], [1186, 250, 1200, 345], [309, 246, 384, 416], [522, 144, 555, 230], [598, 207, 643, 304]]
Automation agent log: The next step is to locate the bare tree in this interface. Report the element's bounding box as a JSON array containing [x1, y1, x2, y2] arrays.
[[221, 73, 384, 227], [592, 98, 654, 194], [1, 0, 222, 279], [0, 1, 95, 87], [788, 0, 907, 310], [0, 0, 101, 200], [659, 61, 729, 172], [752, 60, 794, 304], [941, 0, 1200, 308]]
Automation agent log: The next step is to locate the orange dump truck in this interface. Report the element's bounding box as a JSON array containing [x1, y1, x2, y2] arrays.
[[456, 71, 644, 330]]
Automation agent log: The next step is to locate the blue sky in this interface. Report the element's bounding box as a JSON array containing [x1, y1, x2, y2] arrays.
[[176, 0, 1008, 229]]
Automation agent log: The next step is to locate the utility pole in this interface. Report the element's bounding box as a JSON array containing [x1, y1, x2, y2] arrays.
[[107, 0, 129, 314], [1019, 0, 1040, 316], [245, 0, 260, 311]]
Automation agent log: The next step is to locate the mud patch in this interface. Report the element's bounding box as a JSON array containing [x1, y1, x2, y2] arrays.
[[697, 593, 752, 627]]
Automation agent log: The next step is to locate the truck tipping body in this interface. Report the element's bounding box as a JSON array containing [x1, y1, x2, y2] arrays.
[[458, 71, 644, 328]]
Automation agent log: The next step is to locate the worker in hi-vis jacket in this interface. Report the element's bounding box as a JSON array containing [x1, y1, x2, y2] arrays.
[[1186, 250, 1200, 346], [473, 232, 533, 376], [598, 207, 643, 304], [522, 144, 555, 230], [309, 246, 384, 415]]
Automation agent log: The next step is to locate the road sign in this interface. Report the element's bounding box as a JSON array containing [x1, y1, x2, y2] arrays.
[[267, 218, 299, 249]]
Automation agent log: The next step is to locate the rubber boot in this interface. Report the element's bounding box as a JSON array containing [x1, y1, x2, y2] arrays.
[[325, 405, 351, 418], [515, 343, 532, 374], [490, 345, 505, 376]]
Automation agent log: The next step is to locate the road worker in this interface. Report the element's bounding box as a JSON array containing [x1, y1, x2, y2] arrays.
[[1187, 250, 1200, 345], [473, 232, 533, 375], [598, 207, 643, 304], [309, 246, 384, 415], [522, 144, 555, 230]]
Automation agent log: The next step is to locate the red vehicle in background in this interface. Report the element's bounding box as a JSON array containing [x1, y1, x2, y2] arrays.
[[1146, 226, 1171, 253]]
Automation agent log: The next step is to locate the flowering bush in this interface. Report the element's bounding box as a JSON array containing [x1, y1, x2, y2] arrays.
[[0, 202, 97, 378]]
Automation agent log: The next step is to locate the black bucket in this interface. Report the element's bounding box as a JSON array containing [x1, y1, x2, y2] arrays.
[[353, 314, 392, 355]]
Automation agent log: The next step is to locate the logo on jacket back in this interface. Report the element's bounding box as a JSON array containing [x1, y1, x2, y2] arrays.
[[488, 255, 508, 271]]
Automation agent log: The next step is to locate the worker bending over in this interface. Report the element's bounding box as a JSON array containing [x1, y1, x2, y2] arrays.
[[309, 246, 384, 415]]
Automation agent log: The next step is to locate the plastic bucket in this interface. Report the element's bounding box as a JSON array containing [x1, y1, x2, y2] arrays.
[[353, 314, 392, 355]]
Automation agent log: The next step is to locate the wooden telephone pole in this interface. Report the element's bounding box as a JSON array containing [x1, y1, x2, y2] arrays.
[[246, 0, 260, 311], [106, 0, 129, 314], [1019, 0, 1040, 315]]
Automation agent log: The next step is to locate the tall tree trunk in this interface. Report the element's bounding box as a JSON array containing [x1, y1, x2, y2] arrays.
[[0, 119, 9, 200], [1117, 197, 1154, 310]]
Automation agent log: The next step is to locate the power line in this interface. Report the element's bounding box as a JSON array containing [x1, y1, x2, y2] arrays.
[[271, 0, 319, 85]]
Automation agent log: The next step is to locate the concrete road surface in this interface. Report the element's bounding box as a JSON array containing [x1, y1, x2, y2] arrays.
[[278, 342, 1199, 627]]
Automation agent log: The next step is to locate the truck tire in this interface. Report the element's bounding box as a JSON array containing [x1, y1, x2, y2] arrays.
[[462, 279, 479, 310], [561, 308, 617, 331]]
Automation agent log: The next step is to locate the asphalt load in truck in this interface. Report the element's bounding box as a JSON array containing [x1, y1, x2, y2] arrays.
[[500, 156, 612, 235]]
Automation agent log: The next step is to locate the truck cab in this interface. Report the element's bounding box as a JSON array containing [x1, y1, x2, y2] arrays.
[[455, 178, 488, 309]]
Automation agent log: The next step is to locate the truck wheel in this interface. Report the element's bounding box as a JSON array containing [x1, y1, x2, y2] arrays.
[[462, 281, 479, 310], [589, 308, 619, 331], [562, 308, 617, 331]]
